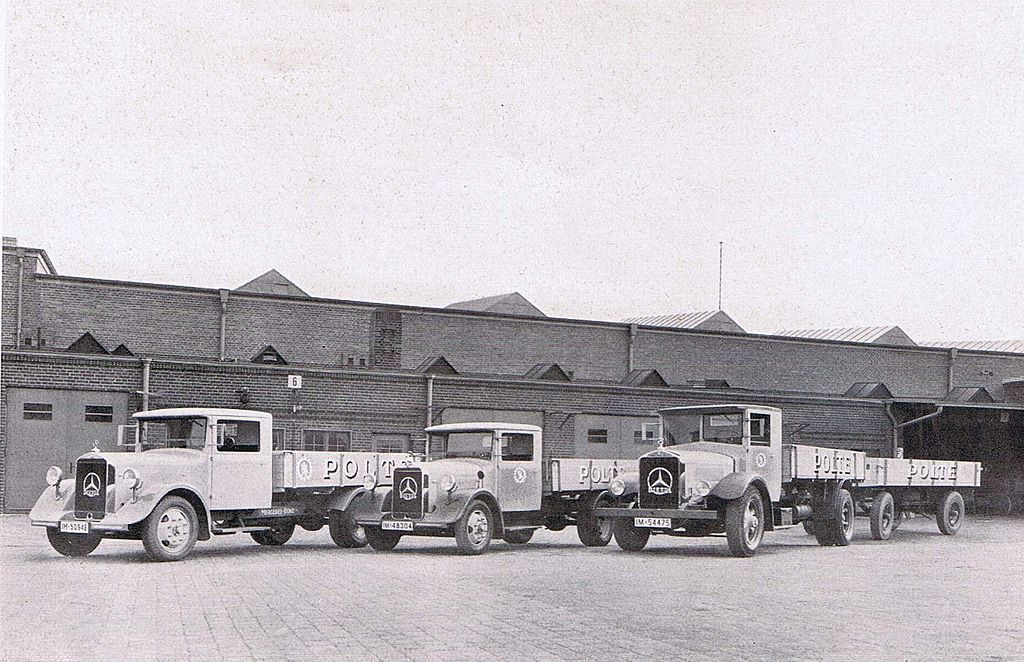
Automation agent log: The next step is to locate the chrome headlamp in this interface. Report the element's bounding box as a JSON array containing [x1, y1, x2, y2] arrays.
[[439, 473, 457, 492], [46, 466, 63, 487], [123, 468, 142, 490], [361, 473, 377, 490], [609, 477, 626, 496]]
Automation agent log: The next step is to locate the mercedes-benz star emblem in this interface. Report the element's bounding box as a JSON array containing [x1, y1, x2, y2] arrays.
[[83, 472, 102, 498], [647, 467, 673, 495], [399, 477, 418, 501]]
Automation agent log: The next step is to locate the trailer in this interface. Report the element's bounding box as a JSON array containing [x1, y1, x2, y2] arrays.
[[598, 404, 982, 557], [29, 408, 412, 561], [349, 422, 637, 554]]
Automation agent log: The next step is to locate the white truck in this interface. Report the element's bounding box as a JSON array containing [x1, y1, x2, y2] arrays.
[[29, 408, 412, 561], [348, 422, 637, 554], [599, 404, 982, 557]]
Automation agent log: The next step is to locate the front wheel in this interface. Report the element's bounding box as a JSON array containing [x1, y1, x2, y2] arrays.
[[364, 527, 402, 551], [250, 523, 295, 546], [46, 527, 102, 557], [725, 486, 765, 557], [612, 518, 650, 551], [454, 500, 494, 555], [329, 511, 367, 548], [142, 496, 199, 562], [936, 490, 965, 535]]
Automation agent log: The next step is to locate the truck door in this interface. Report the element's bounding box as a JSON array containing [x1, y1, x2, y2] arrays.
[[208, 419, 273, 510], [746, 410, 782, 502], [494, 431, 542, 512]]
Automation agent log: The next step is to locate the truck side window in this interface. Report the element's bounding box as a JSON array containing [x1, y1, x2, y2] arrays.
[[217, 421, 261, 452], [500, 433, 534, 462], [750, 414, 771, 446]]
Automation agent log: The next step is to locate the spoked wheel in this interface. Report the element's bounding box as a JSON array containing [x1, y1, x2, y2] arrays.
[[454, 500, 493, 555], [869, 491, 895, 541], [143, 496, 199, 562], [46, 527, 102, 557], [936, 490, 965, 535], [726, 486, 765, 557]]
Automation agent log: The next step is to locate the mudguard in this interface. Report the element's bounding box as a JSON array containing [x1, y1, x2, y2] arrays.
[[326, 485, 365, 513], [710, 472, 767, 501], [455, 490, 504, 532]]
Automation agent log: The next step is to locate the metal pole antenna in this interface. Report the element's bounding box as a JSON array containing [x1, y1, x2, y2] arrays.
[[718, 242, 723, 311]]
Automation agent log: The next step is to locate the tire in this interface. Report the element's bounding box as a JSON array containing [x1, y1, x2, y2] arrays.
[[364, 526, 402, 551], [680, 520, 718, 537], [502, 529, 534, 545], [46, 527, 102, 557], [250, 523, 295, 546], [936, 490, 965, 535], [612, 518, 650, 551], [869, 491, 895, 541], [544, 516, 569, 532], [329, 511, 367, 548], [725, 486, 766, 557], [142, 496, 199, 562], [577, 495, 613, 547], [802, 520, 815, 536], [814, 488, 855, 547], [454, 500, 494, 555], [300, 518, 326, 532]]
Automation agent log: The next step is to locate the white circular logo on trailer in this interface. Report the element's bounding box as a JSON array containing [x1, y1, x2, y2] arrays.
[[647, 467, 673, 495], [513, 467, 527, 484], [83, 472, 101, 498], [297, 457, 312, 480], [755, 453, 767, 469]]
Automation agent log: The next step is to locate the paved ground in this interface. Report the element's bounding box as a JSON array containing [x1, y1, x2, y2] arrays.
[[1, 514, 1022, 662]]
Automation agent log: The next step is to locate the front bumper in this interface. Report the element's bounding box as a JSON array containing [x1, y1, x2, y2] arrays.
[[597, 507, 720, 520], [28, 482, 153, 533]]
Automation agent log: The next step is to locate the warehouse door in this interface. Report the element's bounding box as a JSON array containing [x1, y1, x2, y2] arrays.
[[4, 389, 128, 512]]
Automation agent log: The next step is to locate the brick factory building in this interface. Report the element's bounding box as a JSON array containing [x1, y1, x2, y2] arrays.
[[2, 238, 1023, 512]]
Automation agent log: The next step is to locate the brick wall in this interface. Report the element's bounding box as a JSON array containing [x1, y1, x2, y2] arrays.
[[401, 311, 629, 381]]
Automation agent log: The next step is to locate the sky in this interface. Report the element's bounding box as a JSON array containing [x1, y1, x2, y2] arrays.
[[4, 1, 1023, 341]]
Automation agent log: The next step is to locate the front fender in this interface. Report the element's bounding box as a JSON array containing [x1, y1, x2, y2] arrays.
[[326, 486, 364, 513], [710, 473, 765, 501]]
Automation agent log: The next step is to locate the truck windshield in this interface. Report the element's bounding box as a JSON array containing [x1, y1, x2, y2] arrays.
[[662, 412, 744, 445], [428, 432, 493, 460], [138, 417, 208, 451]]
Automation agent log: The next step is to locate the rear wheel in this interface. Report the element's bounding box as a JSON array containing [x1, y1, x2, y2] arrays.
[[577, 495, 613, 547], [364, 527, 402, 551], [869, 491, 895, 541], [142, 496, 199, 562], [802, 520, 815, 536], [612, 518, 650, 551], [815, 488, 855, 547], [936, 490, 965, 535], [46, 527, 102, 557], [502, 529, 534, 545], [250, 523, 295, 546], [328, 511, 367, 548], [455, 500, 494, 555], [725, 486, 765, 557]]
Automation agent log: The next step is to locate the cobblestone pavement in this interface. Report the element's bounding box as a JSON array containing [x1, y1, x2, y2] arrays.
[[1, 514, 1022, 661]]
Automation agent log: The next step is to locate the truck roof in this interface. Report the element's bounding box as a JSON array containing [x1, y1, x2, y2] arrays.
[[133, 407, 273, 421], [658, 404, 783, 415], [425, 422, 542, 434]]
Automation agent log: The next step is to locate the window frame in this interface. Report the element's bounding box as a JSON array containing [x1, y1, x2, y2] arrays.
[[301, 428, 353, 452], [586, 428, 609, 444], [23, 402, 54, 421]]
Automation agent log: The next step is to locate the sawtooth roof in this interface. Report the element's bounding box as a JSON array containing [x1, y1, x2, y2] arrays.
[[235, 269, 309, 297], [445, 292, 545, 317], [920, 340, 1024, 354], [624, 311, 745, 333], [772, 326, 916, 346]]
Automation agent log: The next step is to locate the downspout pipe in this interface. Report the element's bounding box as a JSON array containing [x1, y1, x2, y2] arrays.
[[627, 324, 637, 373], [218, 289, 229, 361], [947, 348, 958, 393], [141, 358, 152, 411], [15, 249, 25, 348], [885, 402, 944, 458], [425, 375, 434, 428]]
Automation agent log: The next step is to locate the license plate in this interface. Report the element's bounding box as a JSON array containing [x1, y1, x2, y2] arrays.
[[635, 517, 672, 528], [60, 521, 90, 534], [382, 520, 414, 531]]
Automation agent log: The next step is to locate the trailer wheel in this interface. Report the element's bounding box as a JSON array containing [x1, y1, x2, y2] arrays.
[[250, 523, 295, 546], [502, 529, 534, 545], [454, 500, 493, 555], [869, 491, 896, 541], [328, 511, 367, 548], [142, 496, 199, 562], [936, 490, 965, 535], [802, 520, 815, 536], [364, 526, 402, 551], [613, 518, 651, 551], [815, 488, 855, 547], [577, 495, 613, 547], [46, 527, 102, 557], [725, 486, 766, 557]]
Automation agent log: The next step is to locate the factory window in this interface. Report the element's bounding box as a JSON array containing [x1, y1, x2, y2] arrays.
[[272, 428, 287, 451], [23, 403, 53, 421], [372, 434, 409, 453], [302, 429, 352, 452], [586, 429, 609, 444], [85, 405, 114, 423], [634, 422, 660, 444]]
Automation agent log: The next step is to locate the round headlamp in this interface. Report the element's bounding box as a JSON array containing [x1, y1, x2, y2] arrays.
[[123, 468, 142, 490], [693, 480, 712, 498], [609, 477, 626, 496], [361, 474, 377, 490], [46, 466, 63, 487], [439, 473, 457, 492]]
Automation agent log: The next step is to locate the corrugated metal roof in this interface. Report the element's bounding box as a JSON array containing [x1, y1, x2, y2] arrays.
[[445, 292, 546, 317], [624, 311, 745, 333], [773, 326, 915, 345], [920, 340, 1024, 354]]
